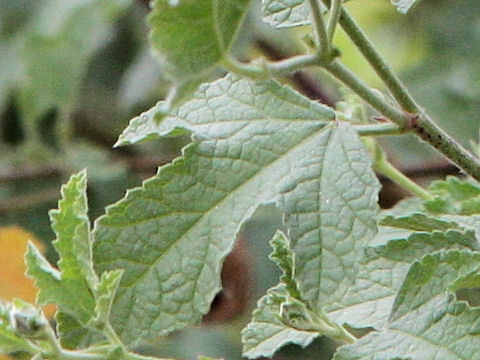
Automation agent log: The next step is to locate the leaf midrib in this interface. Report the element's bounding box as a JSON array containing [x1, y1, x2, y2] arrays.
[[110, 123, 333, 311]]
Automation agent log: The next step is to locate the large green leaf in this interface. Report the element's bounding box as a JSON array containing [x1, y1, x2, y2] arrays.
[[334, 250, 480, 360], [327, 229, 478, 329], [148, 0, 252, 81], [94, 75, 379, 347], [116, 75, 334, 146]]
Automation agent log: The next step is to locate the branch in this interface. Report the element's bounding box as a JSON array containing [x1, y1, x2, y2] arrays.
[[308, 0, 330, 54], [326, 0, 342, 43]]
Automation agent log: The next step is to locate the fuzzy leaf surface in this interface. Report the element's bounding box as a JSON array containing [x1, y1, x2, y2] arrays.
[[425, 177, 480, 215], [269, 231, 301, 299], [148, 0, 252, 81], [327, 229, 478, 329], [262, 0, 311, 28], [26, 171, 98, 348], [334, 250, 480, 360], [26, 172, 95, 322], [94, 75, 378, 347], [242, 284, 318, 359], [380, 213, 462, 232]]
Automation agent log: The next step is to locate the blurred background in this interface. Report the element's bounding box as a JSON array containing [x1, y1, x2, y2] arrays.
[[0, 0, 479, 359]]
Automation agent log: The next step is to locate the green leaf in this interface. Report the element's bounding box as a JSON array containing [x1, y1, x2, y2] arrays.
[[50, 170, 97, 293], [0, 302, 35, 355], [269, 231, 301, 299], [261, 0, 329, 29], [16, 0, 130, 125], [390, 0, 422, 14], [425, 177, 480, 215], [439, 214, 480, 241], [327, 229, 478, 329], [25, 171, 98, 348], [94, 75, 378, 347], [92, 270, 123, 326], [380, 213, 462, 232], [334, 250, 480, 360], [262, 0, 310, 28], [148, 0, 252, 82], [242, 284, 318, 359], [280, 127, 380, 311], [55, 312, 105, 350], [116, 75, 334, 146]]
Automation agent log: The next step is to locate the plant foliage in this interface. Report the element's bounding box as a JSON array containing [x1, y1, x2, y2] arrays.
[[1, 0, 480, 359]]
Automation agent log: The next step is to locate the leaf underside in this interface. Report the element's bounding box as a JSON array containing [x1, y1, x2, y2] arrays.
[[94, 75, 380, 347], [334, 250, 480, 360]]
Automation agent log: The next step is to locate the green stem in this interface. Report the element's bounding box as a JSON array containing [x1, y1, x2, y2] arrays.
[[324, 60, 409, 127], [411, 114, 480, 182], [373, 145, 432, 200], [223, 54, 324, 78], [354, 123, 402, 136], [322, 2, 480, 182], [104, 323, 124, 348], [56, 106, 73, 151], [322, 0, 418, 113], [326, 0, 342, 43], [308, 0, 330, 53]]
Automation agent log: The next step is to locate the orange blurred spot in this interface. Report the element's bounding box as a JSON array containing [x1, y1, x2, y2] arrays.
[[0, 226, 56, 318]]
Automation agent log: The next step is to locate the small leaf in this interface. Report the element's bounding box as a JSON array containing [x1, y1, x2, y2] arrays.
[[390, 0, 422, 14], [0, 302, 35, 355], [261, 0, 330, 28], [242, 284, 318, 359], [380, 213, 462, 232], [425, 177, 480, 215], [92, 270, 123, 326], [262, 0, 311, 28], [55, 312, 105, 350], [148, 0, 253, 82], [334, 250, 480, 360], [50, 169, 98, 292], [327, 229, 478, 329], [269, 231, 301, 299], [25, 171, 99, 349]]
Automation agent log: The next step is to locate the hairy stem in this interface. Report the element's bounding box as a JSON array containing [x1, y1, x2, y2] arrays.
[[411, 114, 480, 181], [326, 0, 342, 43], [308, 0, 330, 53], [354, 123, 402, 136], [324, 60, 408, 126], [222, 54, 324, 79], [322, 0, 418, 113], [373, 144, 432, 200]]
